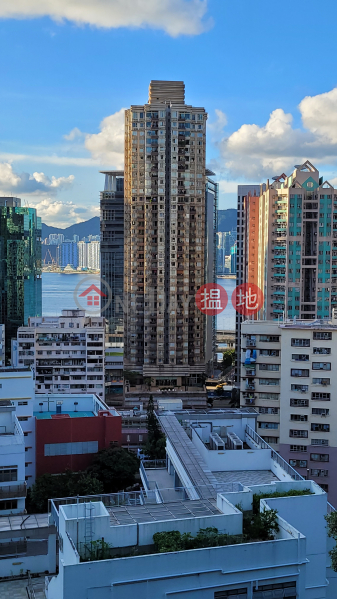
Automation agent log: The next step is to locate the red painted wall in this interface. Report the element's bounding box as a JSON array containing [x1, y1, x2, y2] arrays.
[[35, 412, 122, 477]]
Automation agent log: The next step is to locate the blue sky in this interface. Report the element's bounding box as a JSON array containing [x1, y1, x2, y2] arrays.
[[2, 0, 337, 226]]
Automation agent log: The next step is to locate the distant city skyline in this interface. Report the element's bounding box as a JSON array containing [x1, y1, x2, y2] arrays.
[[2, 1, 337, 225]]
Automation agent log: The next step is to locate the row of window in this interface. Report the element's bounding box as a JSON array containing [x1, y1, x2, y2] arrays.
[[44, 441, 99, 457], [291, 364, 331, 376], [290, 394, 330, 406], [291, 382, 330, 392], [290, 424, 329, 436]]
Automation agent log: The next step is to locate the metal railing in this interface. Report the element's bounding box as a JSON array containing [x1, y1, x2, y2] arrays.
[[0, 483, 27, 499], [245, 425, 304, 481]]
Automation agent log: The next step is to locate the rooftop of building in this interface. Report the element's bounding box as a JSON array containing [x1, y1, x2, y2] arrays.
[[242, 316, 337, 330], [34, 410, 95, 420]]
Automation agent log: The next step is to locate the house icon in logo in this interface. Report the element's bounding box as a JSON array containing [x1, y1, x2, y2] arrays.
[[79, 284, 106, 307]]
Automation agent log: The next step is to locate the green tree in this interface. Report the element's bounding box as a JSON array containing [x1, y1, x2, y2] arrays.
[[222, 349, 235, 370], [144, 395, 166, 459], [325, 511, 337, 571], [87, 447, 139, 493], [27, 471, 103, 513]]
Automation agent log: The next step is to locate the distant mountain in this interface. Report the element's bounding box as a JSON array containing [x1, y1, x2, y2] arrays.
[[217, 209, 237, 232], [42, 217, 100, 240]]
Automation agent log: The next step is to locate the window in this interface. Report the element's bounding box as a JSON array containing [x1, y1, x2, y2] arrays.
[[259, 378, 279, 386], [214, 589, 248, 599], [291, 369, 309, 377], [290, 445, 307, 452], [313, 331, 332, 340], [261, 436, 279, 444], [258, 364, 279, 371], [312, 362, 331, 370], [291, 414, 308, 421], [0, 500, 17, 511], [44, 441, 98, 456], [289, 459, 307, 468], [312, 438, 329, 446], [259, 349, 279, 356], [312, 378, 330, 385], [258, 393, 279, 400], [320, 484, 329, 492], [312, 392, 330, 400], [310, 469, 328, 477], [258, 407, 279, 414], [310, 453, 329, 462], [290, 429, 308, 438], [313, 347, 331, 354], [291, 338, 310, 347], [252, 582, 296, 598], [18, 401, 28, 406], [312, 408, 329, 415], [291, 384, 308, 392], [259, 422, 279, 429], [290, 398, 309, 407], [292, 354, 309, 361], [0, 467, 17, 482], [311, 423, 330, 432], [259, 335, 280, 342]]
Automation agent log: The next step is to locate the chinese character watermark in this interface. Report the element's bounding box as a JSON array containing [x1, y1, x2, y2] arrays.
[[232, 283, 264, 316], [195, 283, 228, 315]]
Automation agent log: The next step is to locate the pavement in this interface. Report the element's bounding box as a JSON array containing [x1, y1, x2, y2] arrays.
[[0, 579, 29, 598]]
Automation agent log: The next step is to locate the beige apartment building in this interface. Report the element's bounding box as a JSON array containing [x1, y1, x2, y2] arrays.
[[123, 81, 216, 387], [14, 310, 105, 399], [235, 161, 337, 380], [240, 317, 337, 504]]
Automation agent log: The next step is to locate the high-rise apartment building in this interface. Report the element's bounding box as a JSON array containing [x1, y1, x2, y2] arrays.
[[15, 310, 105, 399], [87, 241, 100, 271], [0, 197, 42, 358], [235, 184, 261, 381], [77, 241, 88, 269], [100, 171, 124, 338], [123, 81, 215, 386], [57, 241, 79, 269], [240, 317, 337, 505]]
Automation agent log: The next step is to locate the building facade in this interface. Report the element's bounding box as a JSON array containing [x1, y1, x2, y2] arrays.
[[46, 407, 337, 599], [15, 310, 105, 399], [57, 242, 79, 269], [235, 185, 262, 381], [34, 394, 121, 477], [0, 400, 26, 514], [240, 317, 337, 505], [0, 197, 42, 358], [123, 80, 215, 386], [100, 171, 124, 339], [87, 241, 100, 270]]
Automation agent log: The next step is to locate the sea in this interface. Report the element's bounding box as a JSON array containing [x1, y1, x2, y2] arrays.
[[42, 272, 236, 332]]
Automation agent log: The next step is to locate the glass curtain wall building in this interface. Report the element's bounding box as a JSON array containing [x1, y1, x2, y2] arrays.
[[0, 197, 41, 358], [100, 171, 124, 340]]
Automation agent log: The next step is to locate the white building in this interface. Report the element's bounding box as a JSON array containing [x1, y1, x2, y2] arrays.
[[87, 241, 100, 270], [45, 408, 337, 599], [77, 240, 88, 269], [0, 400, 26, 514], [15, 310, 105, 399], [240, 317, 337, 507], [0, 367, 35, 485]]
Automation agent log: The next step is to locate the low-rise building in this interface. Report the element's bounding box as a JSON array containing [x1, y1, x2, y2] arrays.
[[240, 317, 337, 506], [45, 408, 337, 599], [15, 309, 105, 399], [34, 393, 121, 477], [0, 400, 26, 514]]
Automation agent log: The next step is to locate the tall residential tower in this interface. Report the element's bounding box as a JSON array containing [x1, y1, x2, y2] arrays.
[[0, 197, 41, 358], [123, 81, 216, 386]]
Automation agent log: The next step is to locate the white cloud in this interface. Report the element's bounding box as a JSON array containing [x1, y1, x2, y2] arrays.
[[84, 108, 125, 168], [0, 0, 211, 37], [300, 87, 337, 144], [29, 198, 99, 228], [0, 162, 74, 195], [63, 127, 84, 141], [215, 88, 337, 180]]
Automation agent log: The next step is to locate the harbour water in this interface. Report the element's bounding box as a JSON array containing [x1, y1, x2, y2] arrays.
[[42, 273, 236, 331]]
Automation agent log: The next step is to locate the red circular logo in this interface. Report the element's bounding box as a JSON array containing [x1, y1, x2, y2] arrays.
[[232, 283, 264, 316], [195, 283, 228, 315]]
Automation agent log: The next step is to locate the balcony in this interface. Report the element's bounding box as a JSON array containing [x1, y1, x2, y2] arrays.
[[245, 381, 255, 391]]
